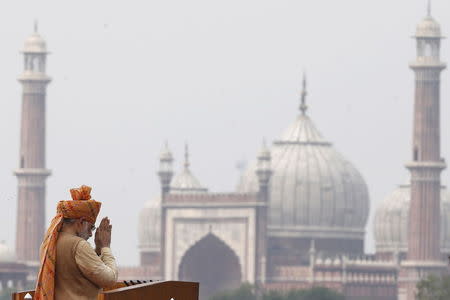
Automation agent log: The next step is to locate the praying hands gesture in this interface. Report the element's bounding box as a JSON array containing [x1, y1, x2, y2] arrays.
[[95, 217, 112, 255]]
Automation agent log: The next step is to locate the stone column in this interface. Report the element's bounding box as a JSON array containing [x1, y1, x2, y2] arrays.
[[14, 26, 51, 263]]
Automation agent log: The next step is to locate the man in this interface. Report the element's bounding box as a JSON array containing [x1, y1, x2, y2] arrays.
[[35, 185, 118, 300]]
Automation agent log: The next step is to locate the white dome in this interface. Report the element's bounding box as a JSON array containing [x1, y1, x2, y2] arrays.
[[170, 146, 208, 194], [0, 241, 16, 263], [23, 32, 47, 53], [237, 113, 370, 240], [170, 168, 208, 194], [138, 197, 161, 252], [374, 185, 450, 253], [416, 16, 441, 38]]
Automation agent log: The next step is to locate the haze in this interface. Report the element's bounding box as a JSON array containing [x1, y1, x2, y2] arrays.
[[0, 0, 449, 266]]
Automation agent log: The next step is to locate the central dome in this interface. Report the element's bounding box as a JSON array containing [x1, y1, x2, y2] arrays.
[[237, 88, 369, 240]]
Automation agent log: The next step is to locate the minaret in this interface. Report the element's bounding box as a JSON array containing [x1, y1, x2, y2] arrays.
[[14, 23, 52, 263], [255, 140, 271, 299], [406, 4, 446, 262], [158, 141, 174, 198], [158, 141, 173, 279], [398, 4, 448, 300]]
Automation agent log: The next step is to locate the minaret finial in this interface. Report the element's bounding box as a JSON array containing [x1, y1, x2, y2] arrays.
[[34, 20, 38, 33], [299, 72, 308, 115], [163, 140, 170, 152], [427, 0, 431, 17], [184, 143, 190, 170]]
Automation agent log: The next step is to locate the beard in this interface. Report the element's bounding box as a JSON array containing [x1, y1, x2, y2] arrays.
[[77, 230, 92, 241]]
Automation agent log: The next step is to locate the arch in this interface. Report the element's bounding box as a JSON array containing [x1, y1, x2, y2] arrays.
[[178, 233, 242, 300], [33, 56, 39, 72], [424, 43, 432, 57]]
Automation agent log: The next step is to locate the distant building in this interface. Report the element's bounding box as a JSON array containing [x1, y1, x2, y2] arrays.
[[134, 7, 449, 300], [0, 241, 27, 291]]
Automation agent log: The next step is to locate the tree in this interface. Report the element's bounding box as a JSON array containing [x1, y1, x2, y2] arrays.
[[0, 288, 17, 300], [0, 282, 34, 300], [286, 287, 345, 300], [416, 275, 450, 300], [210, 283, 255, 300], [209, 283, 344, 300]]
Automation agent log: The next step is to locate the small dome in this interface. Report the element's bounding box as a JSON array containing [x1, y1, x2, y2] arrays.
[[170, 169, 208, 194], [416, 16, 441, 38], [0, 241, 16, 263], [23, 32, 47, 53], [373, 185, 450, 253], [237, 113, 370, 239], [138, 197, 161, 252], [170, 145, 208, 194]]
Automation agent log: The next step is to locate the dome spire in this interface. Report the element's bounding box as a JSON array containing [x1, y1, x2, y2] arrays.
[[34, 20, 38, 33], [427, 0, 431, 17], [299, 72, 308, 115], [184, 143, 190, 170]]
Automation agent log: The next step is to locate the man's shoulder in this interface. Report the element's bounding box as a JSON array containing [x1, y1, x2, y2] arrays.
[[58, 232, 85, 249]]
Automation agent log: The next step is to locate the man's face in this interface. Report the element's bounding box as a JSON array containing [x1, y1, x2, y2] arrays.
[[77, 219, 95, 241]]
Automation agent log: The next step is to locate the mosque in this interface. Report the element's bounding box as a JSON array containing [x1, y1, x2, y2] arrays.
[[132, 7, 450, 300], [1, 4, 448, 300]]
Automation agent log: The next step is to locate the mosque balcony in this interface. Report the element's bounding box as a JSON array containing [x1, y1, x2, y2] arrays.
[[409, 60, 447, 70], [13, 168, 51, 177], [163, 192, 261, 207]]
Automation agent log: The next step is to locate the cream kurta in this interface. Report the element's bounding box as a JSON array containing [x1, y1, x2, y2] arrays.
[[54, 232, 118, 300]]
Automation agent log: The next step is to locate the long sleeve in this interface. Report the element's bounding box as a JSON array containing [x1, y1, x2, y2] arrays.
[[74, 240, 118, 288]]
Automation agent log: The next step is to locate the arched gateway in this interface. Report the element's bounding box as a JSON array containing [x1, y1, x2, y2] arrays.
[[179, 234, 241, 300]]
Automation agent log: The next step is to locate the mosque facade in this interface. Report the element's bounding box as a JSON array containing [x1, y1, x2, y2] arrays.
[[134, 8, 449, 300]]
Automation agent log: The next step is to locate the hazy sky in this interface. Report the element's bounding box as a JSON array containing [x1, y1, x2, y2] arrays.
[[1, 0, 450, 266]]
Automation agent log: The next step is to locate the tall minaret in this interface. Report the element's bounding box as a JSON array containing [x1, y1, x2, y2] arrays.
[[406, 4, 446, 262], [14, 23, 51, 263]]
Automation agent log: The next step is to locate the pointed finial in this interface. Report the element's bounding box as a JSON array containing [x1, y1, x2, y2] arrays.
[[162, 140, 171, 153], [184, 143, 190, 169], [34, 20, 38, 33], [427, 0, 431, 17], [258, 138, 271, 161], [262, 138, 267, 150], [299, 72, 308, 115]]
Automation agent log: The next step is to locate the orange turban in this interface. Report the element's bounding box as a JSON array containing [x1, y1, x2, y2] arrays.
[[35, 185, 102, 300]]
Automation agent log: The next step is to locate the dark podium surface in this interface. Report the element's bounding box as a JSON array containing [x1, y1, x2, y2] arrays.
[[11, 280, 199, 300]]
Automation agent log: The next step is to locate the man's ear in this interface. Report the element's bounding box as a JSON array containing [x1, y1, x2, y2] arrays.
[[75, 218, 84, 228]]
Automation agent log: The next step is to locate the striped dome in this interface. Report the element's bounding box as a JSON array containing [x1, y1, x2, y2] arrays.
[[374, 185, 450, 253], [237, 112, 370, 240], [138, 197, 162, 252]]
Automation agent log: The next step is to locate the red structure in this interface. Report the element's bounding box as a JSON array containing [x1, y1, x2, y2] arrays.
[[406, 10, 446, 263], [398, 5, 449, 300], [14, 24, 51, 263]]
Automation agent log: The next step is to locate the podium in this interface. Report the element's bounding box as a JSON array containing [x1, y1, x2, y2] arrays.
[[11, 280, 199, 300]]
